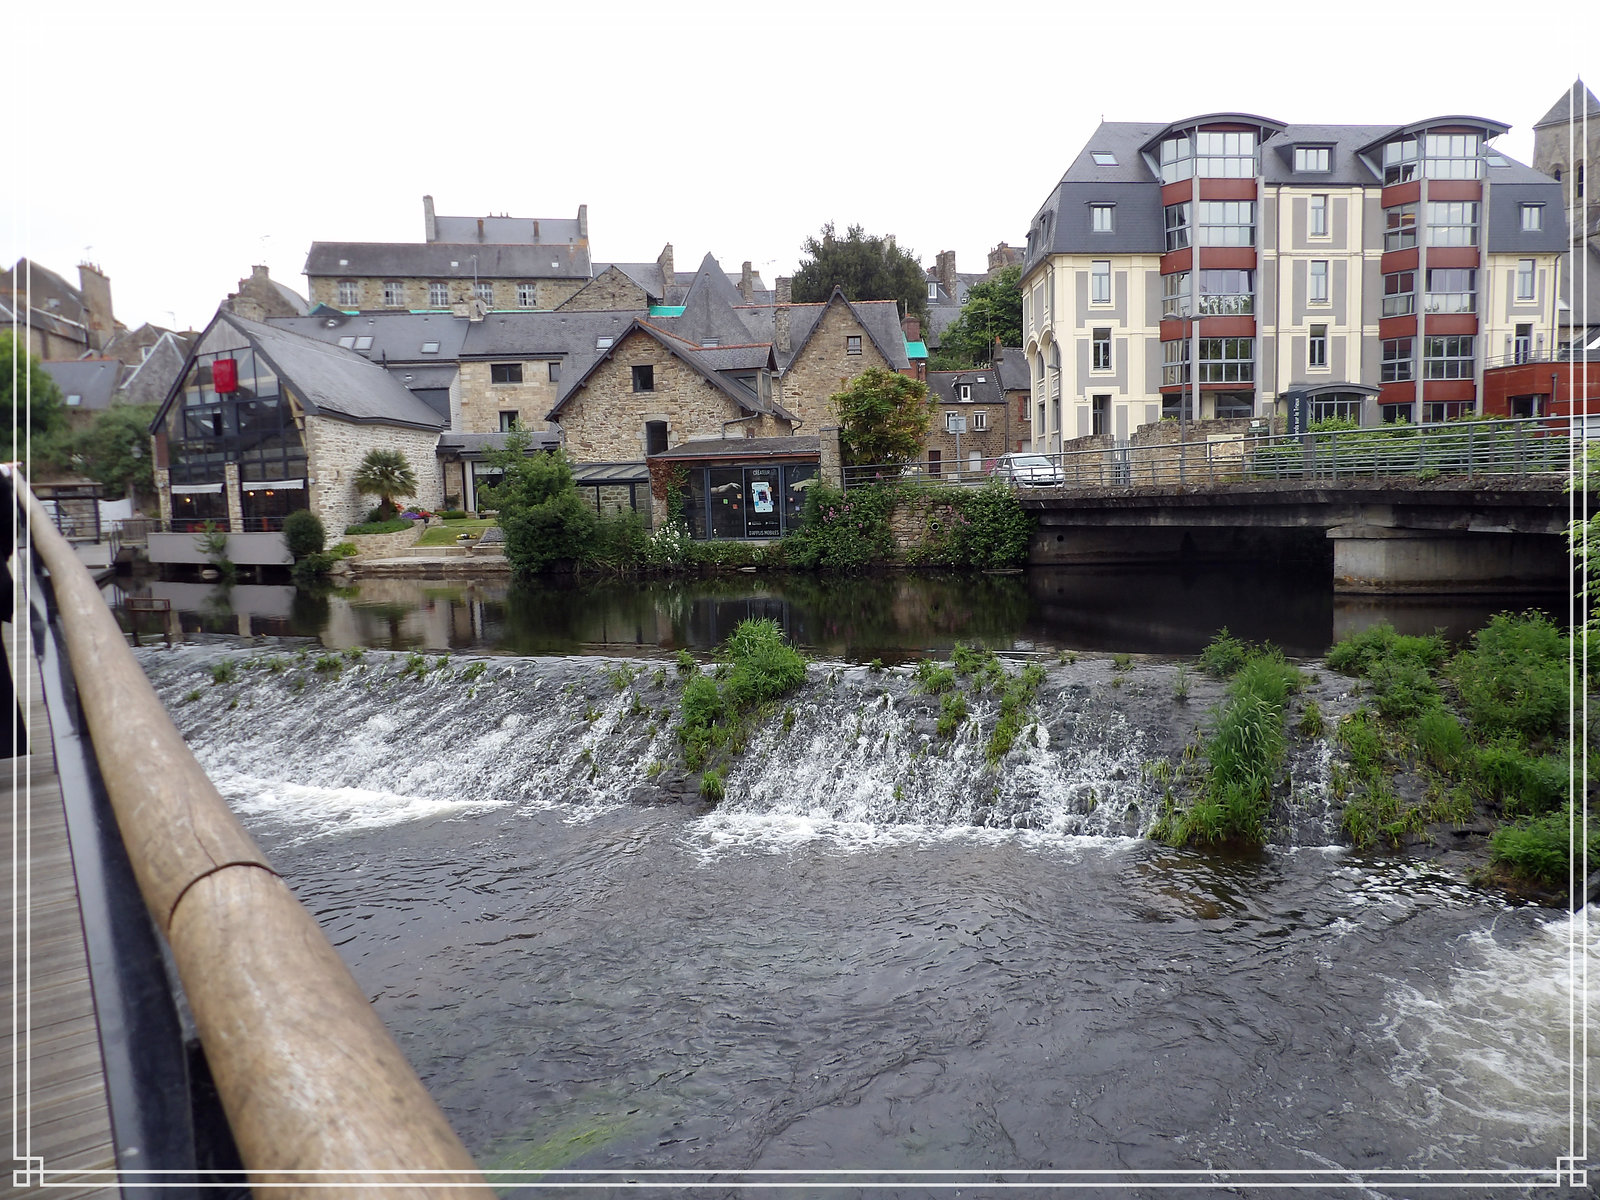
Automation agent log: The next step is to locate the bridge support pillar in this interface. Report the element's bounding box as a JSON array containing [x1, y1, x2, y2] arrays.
[[1329, 530, 1567, 594]]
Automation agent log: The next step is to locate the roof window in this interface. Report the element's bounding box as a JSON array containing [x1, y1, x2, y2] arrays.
[[421, 341, 440, 353], [597, 336, 614, 349], [1091, 151, 1117, 166]]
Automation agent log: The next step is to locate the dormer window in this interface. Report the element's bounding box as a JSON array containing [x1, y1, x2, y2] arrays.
[[1294, 146, 1331, 172], [702, 338, 719, 347], [1520, 203, 1543, 231], [1091, 151, 1117, 166], [1090, 203, 1115, 233], [928, 281, 939, 300], [959, 384, 972, 401]]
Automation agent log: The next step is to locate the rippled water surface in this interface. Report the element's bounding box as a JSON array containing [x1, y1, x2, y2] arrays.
[[141, 647, 1591, 1196]]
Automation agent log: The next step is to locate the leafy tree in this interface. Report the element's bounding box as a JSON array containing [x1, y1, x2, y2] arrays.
[[479, 442, 596, 576], [929, 266, 1023, 370], [63, 403, 159, 497], [1, 331, 68, 467], [353, 448, 418, 518], [792, 223, 929, 327], [283, 509, 327, 559], [831, 367, 933, 466]]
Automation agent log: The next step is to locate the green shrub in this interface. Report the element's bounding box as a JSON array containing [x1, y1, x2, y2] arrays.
[[1198, 628, 1250, 678], [283, 509, 327, 559], [1297, 699, 1325, 739], [785, 481, 895, 572], [1364, 658, 1440, 721], [936, 692, 968, 739], [913, 660, 956, 694], [1326, 622, 1447, 678], [722, 619, 807, 710], [438, 509, 469, 521], [678, 676, 725, 769], [911, 482, 1033, 569], [1472, 744, 1569, 817], [675, 649, 696, 675], [700, 767, 726, 802], [1449, 612, 1569, 745], [987, 663, 1047, 764], [344, 518, 412, 536], [1490, 805, 1595, 891], [312, 654, 342, 674], [210, 660, 237, 685], [1412, 707, 1468, 772]]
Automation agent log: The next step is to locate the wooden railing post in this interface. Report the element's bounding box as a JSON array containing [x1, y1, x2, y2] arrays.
[[11, 469, 492, 1198]]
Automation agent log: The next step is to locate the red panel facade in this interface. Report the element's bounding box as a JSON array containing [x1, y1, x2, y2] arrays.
[[1161, 180, 1193, 206], [1161, 248, 1193, 274], [1381, 249, 1419, 274], [1196, 178, 1257, 201], [1379, 316, 1418, 340], [1427, 180, 1482, 202], [1199, 247, 1258, 271], [1381, 181, 1422, 208], [1422, 379, 1476, 405], [1378, 381, 1416, 407], [1423, 314, 1478, 336], [1427, 247, 1480, 270]]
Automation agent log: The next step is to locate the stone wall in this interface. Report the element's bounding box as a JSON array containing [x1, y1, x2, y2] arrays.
[[556, 328, 789, 461], [923, 404, 1010, 471], [341, 521, 426, 557], [307, 276, 586, 312], [778, 301, 893, 429], [557, 268, 649, 312], [457, 359, 560, 433], [304, 416, 443, 534]]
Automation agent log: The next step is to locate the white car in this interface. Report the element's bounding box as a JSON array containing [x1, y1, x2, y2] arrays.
[[990, 453, 1066, 487]]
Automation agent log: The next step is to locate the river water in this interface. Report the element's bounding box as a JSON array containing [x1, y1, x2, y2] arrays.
[[137, 645, 1592, 1197]]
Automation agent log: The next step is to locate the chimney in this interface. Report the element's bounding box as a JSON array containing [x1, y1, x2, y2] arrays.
[[577, 204, 589, 246], [77, 262, 114, 351], [423, 195, 437, 242], [936, 251, 957, 301], [657, 243, 675, 296], [774, 276, 792, 356], [901, 314, 921, 342], [740, 261, 754, 303], [251, 264, 270, 280], [987, 242, 1020, 275], [476, 218, 485, 243]]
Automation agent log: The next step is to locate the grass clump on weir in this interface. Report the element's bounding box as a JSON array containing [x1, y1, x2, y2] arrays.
[[676, 619, 807, 782], [1153, 634, 1302, 848]]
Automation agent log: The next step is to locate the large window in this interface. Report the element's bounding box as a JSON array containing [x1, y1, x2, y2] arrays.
[[1197, 269, 1253, 315], [428, 281, 449, 307], [1164, 203, 1190, 251], [1309, 194, 1328, 237], [1161, 271, 1191, 318], [1382, 271, 1416, 317], [490, 362, 524, 384], [474, 282, 494, 305], [1195, 130, 1256, 177], [1158, 135, 1193, 184], [1426, 201, 1478, 246], [517, 283, 537, 307], [1309, 260, 1329, 304], [1381, 337, 1413, 382], [337, 280, 358, 306], [1090, 260, 1111, 305], [1423, 132, 1481, 180], [1382, 138, 1419, 185], [1516, 259, 1536, 301], [688, 463, 816, 540], [383, 280, 405, 307], [1294, 146, 1331, 173], [1197, 337, 1254, 384], [1424, 268, 1476, 314], [1423, 334, 1474, 379], [164, 345, 304, 489], [1308, 324, 1328, 369], [1092, 328, 1112, 371], [1091, 204, 1115, 233], [1385, 205, 1417, 251], [1197, 201, 1255, 246]]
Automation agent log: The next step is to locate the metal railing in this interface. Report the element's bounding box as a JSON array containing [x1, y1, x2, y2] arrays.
[[8, 467, 491, 1195], [840, 417, 1576, 494]]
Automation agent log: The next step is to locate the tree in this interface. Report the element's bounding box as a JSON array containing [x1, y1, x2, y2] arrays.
[[353, 448, 418, 518], [0, 331, 68, 467], [65, 403, 159, 498], [479, 440, 596, 575], [792, 223, 929, 327], [929, 266, 1024, 371], [831, 367, 933, 466]]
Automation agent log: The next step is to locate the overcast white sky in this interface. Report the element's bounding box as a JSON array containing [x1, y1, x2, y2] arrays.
[[6, 0, 1592, 337]]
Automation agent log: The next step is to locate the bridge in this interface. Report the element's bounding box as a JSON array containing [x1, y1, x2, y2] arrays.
[[3, 469, 492, 1197]]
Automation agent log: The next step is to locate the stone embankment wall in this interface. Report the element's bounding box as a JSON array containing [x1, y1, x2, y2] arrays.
[[341, 520, 425, 558]]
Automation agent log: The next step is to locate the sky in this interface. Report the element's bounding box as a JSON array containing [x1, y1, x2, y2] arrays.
[[5, 0, 1593, 337]]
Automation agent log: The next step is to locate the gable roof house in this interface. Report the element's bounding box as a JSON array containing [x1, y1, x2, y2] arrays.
[[146, 311, 446, 561], [3, 258, 121, 360], [924, 367, 1011, 473]]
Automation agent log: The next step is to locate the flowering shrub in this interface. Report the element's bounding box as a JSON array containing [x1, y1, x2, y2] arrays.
[[908, 482, 1031, 568], [785, 482, 894, 572]]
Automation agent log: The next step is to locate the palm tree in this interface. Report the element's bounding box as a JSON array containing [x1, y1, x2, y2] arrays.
[[353, 448, 418, 519]]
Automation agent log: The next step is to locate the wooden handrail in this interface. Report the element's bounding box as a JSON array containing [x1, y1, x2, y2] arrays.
[[11, 468, 492, 1197]]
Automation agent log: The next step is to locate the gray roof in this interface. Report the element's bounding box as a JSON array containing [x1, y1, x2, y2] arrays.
[[1559, 239, 1600, 331], [993, 347, 1031, 391], [599, 262, 668, 299], [269, 310, 472, 363], [305, 241, 591, 279], [390, 364, 458, 389], [267, 277, 310, 316], [662, 254, 763, 348], [42, 358, 122, 410], [437, 430, 561, 456], [432, 214, 583, 245], [224, 314, 446, 429], [1486, 181, 1570, 253], [649, 434, 819, 459], [736, 294, 910, 371], [927, 370, 1004, 406], [1263, 124, 1395, 185], [1534, 82, 1598, 130]]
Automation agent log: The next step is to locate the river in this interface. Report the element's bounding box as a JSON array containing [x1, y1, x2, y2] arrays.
[[137, 642, 1591, 1197]]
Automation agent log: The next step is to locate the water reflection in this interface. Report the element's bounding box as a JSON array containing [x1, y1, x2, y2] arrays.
[[106, 567, 1568, 661]]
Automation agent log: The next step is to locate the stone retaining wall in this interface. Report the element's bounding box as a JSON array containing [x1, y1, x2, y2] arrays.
[[340, 520, 425, 558]]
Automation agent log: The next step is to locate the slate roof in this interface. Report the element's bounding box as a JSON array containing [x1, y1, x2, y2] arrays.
[[660, 253, 763, 348], [735, 294, 909, 371], [437, 430, 562, 455], [269, 311, 472, 362], [305, 241, 591, 279], [432, 214, 584, 244], [1559, 239, 1600, 333], [927, 369, 1004, 406], [1534, 82, 1598, 129], [42, 358, 122, 411], [215, 313, 445, 429], [993, 347, 1031, 392], [649, 434, 819, 459], [1486, 180, 1570, 253]]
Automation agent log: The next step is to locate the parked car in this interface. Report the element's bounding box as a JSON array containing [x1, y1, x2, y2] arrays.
[[989, 453, 1066, 487]]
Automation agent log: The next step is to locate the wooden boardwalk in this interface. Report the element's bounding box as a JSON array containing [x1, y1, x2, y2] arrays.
[[5, 580, 119, 1197]]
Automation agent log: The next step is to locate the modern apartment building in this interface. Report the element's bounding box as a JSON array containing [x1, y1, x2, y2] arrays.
[[1020, 112, 1567, 449]]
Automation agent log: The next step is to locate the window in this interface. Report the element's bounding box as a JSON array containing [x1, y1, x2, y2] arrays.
[[1294, 146, 1331, 172], [945, 411, 962, 434], [1162, 339, 1189, 387], [1382, 271, 1415, 318], [1309, 260, 1329, 304], [1426, 201, 1478, 246], [1197, 337, 1254, 384], [1424, 268, 1476, 314], [1423, 132, 1481, 180], [1158, 134, 1193, 183], [1513, 323, 1534, 364], [421, 341, 440, 354], [337, 280, 358, 306], [66, 393, 81, 406], [1092, 328, 1112, 371], [1196, 201, 1255, 246], [354, 335, 373, 351], [1381, 337, 1413, 382], [383, 281, 404, 307], [1197, 269, 1253, 315], [1194, 130, 1256, 178], [1516, 258, 1536, 301], [1164, 202, 1190, 251], [1309, 194, 1328, 237], [474, 282, 494, 305], [1308, 324, 1328, 369], [632, 364, 655, 391], [1385, 205, 1417, 251], [645, 421, 669, 456], [596, 336, 614, 349], [1091, 151, 1118, 166], [958, 384, 972, 401], [490, 363, 523, 384], [1423, 334, 1474, 380], [1520, 203, 1543, 232], [1162, 271, 1191, 317], [1423, 400, 1474, 422], [548, 361, 561, 382], [1382, 137, 1420, 185], [499, 411, 519, 432], [517, 283, 537, 307], [928, 281, 939, 300], [337, 335, 356, 349], [1310, 395, 1362, 423], [429, 282, 449, 307], [1090, 260, 1111, 304], [1091, 204, 1115, 233], [972, 410, 988, 431], [846, 335, 862, 355]]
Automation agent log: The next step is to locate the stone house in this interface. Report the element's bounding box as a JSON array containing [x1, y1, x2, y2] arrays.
[[924, 368, 1012, 474], [3, 259, 120, 359]]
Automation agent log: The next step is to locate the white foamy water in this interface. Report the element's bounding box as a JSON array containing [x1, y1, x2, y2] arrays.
[[206, 766, 508, 843]]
